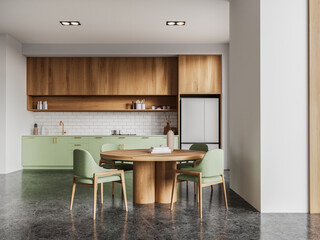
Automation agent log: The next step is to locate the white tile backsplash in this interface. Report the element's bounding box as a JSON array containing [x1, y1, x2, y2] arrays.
[[34, 112, 177, 136]]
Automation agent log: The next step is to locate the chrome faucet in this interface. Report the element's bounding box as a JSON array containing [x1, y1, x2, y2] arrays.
[[59, 121, 67, 136]]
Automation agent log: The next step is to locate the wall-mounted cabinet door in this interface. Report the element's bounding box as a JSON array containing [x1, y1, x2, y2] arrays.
[[108, 58, 154, 95], [48, 57, 88, 95], [178, 55, 222, 94], [153, 57, 178, 95], [28, 57, 87, 95], [86, 58, 111, 95], [107, 57, 177, 95], [27, 58, 49, 95], [27, 57, 178, 96]]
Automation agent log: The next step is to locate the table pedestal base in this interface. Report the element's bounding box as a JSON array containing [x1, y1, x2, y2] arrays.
[[133, 161, 155, 204], [155, 161, 177, 204], [133, 161, 177, 204]]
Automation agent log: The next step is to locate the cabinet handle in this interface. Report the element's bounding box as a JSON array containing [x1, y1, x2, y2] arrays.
[[74, 144, 82, 146], [118, 137, 126, 139], [53, 137, 55, 144], [95, 137, 103, 139], [74, 137, 81, 139], [142, 137, 149, 139]]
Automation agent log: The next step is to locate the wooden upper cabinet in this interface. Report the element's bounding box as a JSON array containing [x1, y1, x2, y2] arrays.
[[27, 57, 177, 96], [27, 57, 49, 95], [178, 55, 222, 94], [153, 57, 178, 95]]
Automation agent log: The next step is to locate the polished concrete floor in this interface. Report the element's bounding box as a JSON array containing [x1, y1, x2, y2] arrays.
[[0, 170, 319, 240]]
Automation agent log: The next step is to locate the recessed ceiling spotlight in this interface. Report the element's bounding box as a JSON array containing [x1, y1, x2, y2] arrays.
[[70, 21, 80, 26], [166, 21, 176, 26], [60, 21, 70, 26], [176, 21, 185, 26], [60, 21, 81, 26], [166, 21, 186, 26]]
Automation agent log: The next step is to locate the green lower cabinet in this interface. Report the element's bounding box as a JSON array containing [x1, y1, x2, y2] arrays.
[[22, 137, 55, 168], [55, 137, 89, 167], [88, 137, 111, 164], [22, 136, 179, 169]]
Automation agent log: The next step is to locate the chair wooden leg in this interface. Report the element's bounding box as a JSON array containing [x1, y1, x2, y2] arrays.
[[112, 182, 115, 196], [100, 183, 104, 205], [194, 182, 197, 196], [211, 185, 213, 191], [222, 174, 228, 210], [70, 182, 76, 211], [196, 182, 199, 203], [120, 171, 128, 212], [93, 177, 98, 220], [199, 177, 202, 218], [170, 172, 177, 210]]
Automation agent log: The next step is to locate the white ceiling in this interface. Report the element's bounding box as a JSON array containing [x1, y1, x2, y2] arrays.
[[0, 0, 229, 44]]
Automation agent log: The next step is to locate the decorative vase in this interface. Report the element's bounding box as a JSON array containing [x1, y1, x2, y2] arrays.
[[164, 122, 171, 135], [167, 130, 174, 152]]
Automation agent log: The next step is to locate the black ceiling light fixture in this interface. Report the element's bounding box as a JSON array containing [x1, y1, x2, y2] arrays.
[[166, 21, 186, 26], [60, 21, 81, 26]]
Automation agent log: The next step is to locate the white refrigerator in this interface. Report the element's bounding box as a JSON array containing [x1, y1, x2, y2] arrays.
[[181, 98, 220, 150]]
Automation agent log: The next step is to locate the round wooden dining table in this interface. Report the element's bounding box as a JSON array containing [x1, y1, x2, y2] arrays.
[[100, 149, 206, 204]]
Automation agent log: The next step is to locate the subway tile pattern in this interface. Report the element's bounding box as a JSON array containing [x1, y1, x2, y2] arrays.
[[33, 112, 177, 136]]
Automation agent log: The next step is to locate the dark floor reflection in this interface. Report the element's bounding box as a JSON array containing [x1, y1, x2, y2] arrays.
[[0, 170, 316, 239]]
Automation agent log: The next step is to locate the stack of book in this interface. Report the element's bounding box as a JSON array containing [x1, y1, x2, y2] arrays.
[[150, 146, 172, 154]]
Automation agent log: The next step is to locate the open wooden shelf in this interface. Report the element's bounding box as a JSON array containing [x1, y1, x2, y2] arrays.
[[27, 95, 177, 112]]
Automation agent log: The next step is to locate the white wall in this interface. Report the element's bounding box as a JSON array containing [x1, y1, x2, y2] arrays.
[[260, 0, 308, 212], [22, 43, 230, 168], [229, 0, 308, 212], [0, 34, 33, 174], [0, 35, 7, 173], [229, 0, 261, 210]]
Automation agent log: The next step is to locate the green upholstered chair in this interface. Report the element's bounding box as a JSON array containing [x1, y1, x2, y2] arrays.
[[170, 149, 228, 218], [99, 143, 133, 195], [99, 144, 133, 171], [177, 143, 209, 196], [177, 143, 209, 169], [70, 149, 128, 220]]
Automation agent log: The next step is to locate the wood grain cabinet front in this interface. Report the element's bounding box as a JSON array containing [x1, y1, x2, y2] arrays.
[[178, 55, 222, 94], [27, 57, 178, 96]]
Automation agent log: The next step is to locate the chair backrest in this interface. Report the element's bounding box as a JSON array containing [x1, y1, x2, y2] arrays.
[[100, 143, 120, 153], [197, 149, 224, 178], [73, 149, 101, 178], [189, 143, 208, 152]]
